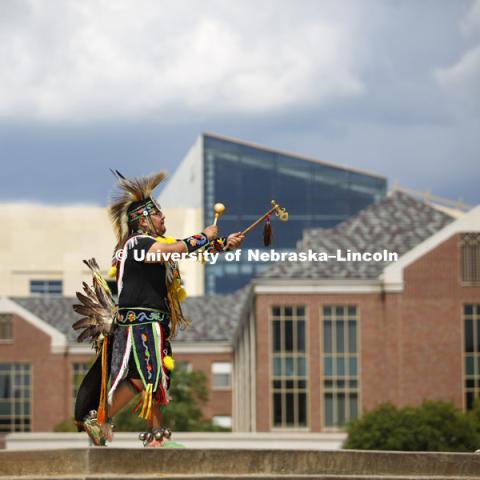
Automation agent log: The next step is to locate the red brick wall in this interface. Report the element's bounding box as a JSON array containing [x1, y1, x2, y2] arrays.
[[0, 315, 68, 431], [254, 233, 480, 431], [396, 233, 480, 410]]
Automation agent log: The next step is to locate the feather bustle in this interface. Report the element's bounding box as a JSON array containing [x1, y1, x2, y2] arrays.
[[72, 257, 117, 350]]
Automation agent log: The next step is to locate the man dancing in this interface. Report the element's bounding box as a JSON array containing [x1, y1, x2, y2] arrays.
[[73, 170, 243, 447]]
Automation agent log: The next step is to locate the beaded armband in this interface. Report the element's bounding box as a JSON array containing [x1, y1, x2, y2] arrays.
[[207, 237, 228, 253], [182, 233, 209, 254]]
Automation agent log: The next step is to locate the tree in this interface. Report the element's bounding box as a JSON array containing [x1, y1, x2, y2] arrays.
[[54, 419, 77, 432], [344, 401, 480, 452]]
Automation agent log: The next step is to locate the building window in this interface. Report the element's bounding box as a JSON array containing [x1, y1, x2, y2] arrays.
[[271, 305, 307, 429], [461, 233, 480, 284], [0, 363, 31, 432], [177, 361, 192, 372], [72, 363, 90, 412], [321, 305, 359, 429], [0, 314, 13, 342], [464, 304, 480, 410], [30, 280, 63, 296], [212, 415, 232, 429], [211, 362, 232, 389]]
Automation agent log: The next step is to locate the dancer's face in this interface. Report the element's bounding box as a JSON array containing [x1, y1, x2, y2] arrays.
[[139, 210, 166, 236], [150, 211, 166, 236]]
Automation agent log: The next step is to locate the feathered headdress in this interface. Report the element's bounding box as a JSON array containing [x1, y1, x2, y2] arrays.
[[109, 169, 167, 243]]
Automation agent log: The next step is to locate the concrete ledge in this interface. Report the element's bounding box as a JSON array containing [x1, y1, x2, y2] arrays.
[[4, 432, 346, 450], [0, 449, 480, 478], [0, 449, 87, 477]]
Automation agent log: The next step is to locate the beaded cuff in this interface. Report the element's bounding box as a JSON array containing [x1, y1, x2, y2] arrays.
[[182, 233, 209, 254], [207, 237, 228, 253]]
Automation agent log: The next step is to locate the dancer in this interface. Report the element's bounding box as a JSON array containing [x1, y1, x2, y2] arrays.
[[73, 170, 243, 446]]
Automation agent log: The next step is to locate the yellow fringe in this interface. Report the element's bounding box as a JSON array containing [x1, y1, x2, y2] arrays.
[[108, 265, 117, 278], [147, 386, 153, 420], [97, 337, 108, 424], [138, 384, 153, 419]]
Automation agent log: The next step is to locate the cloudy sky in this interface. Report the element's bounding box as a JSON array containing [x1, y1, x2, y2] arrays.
[[0, 0, 479, 206]]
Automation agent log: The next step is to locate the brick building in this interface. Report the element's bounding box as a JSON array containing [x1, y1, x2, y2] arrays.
[[234, 192, 480, 431], [0, 291, 246, 432]]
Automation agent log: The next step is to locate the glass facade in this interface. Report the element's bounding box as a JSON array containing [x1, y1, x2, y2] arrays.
[[203, 135, 386, 294]]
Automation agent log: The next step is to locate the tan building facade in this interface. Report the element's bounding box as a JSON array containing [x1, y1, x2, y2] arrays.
[[0, 203, 204, 297]]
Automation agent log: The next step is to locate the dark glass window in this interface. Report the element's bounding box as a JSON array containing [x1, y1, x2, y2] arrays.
[[464, 304, 480, 410], [271, 305, 308, 428], [0, 364, 31, 432], [322, 305, 359, 428], [461, 234, 480, 283], [30, 280, 62, 296], [0, 315, 13, 342]]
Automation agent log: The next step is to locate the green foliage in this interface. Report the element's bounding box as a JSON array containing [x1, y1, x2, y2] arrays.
[[54, 419, 77, 432], [113, 367, 229, 432], [344, 401, 480, 452], [468, 396, 480, 434]]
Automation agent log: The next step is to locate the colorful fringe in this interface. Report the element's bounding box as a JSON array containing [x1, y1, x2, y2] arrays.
[[97, 336, 108, 424]]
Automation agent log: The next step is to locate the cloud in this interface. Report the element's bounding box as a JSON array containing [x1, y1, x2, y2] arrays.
[[0, 0, 365, 121], [461, 0, 480, 34], [435, 45, 480, 105], [434, 0, 480, 112]]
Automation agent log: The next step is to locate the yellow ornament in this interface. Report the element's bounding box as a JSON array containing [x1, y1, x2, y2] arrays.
[[155, 236, 176, 244], [108, 265, 117, 278], [176, 287, 187, 302], [163, 355, 175, 371]]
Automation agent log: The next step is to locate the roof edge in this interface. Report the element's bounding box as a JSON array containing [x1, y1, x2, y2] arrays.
[[2, 297, 67, 353], [253, 278, 382, 294], [202, 132, 387, 181], [383, 204, 480, 289]]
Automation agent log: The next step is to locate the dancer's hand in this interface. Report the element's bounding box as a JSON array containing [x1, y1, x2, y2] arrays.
[[226, 232, 245, 250], [203, 225, 218, 241]]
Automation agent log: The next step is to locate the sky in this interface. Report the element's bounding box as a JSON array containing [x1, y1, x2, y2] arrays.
[[0, 0, 479, 206]]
